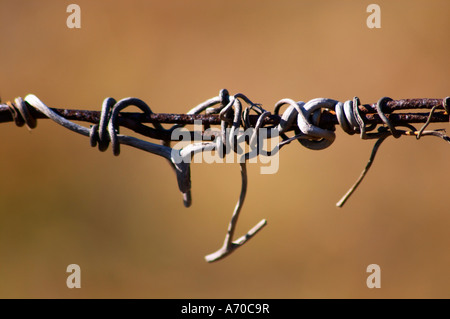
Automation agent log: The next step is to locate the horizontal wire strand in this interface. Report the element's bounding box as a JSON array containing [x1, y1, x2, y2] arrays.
[[1, 91, 449, 262]]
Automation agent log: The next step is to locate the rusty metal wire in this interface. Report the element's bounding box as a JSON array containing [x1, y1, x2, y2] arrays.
[[1, 91, 449, 262]]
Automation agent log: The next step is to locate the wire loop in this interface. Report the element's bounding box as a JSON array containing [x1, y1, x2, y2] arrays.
[[2, 90, 449, 262], [6, 97, 37, 129]]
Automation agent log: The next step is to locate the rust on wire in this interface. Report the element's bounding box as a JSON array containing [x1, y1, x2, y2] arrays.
[[0, 101, 449, 135], [1, 91, 449, 262]]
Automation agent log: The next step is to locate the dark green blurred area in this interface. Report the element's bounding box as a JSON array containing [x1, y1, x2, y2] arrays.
[[0, 0, 449, 298]]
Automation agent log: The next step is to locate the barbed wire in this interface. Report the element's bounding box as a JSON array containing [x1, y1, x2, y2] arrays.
[[1, 91, 449, 262]]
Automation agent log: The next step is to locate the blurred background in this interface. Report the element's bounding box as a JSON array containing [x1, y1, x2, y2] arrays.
[[0, 0, 449, 298]]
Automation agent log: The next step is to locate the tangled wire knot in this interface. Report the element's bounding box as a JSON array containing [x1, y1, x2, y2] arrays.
[[3, 91, 450, 262]]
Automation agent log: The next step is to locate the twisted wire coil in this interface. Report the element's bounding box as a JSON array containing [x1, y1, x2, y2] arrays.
[[2, 90, 449, 262], [4, 91, 450, 203]]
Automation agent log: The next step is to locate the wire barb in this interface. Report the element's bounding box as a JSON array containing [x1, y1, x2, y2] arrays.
[[1, 91, 449, 262]]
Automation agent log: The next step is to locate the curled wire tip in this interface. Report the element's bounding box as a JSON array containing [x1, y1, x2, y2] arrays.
[[183, 191, 192, 208], [336, 197, 348, 208], [204, 219, 267, 263]]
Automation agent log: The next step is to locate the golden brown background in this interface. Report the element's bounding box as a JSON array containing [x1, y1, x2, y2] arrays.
[[0, 0, 449, 298]]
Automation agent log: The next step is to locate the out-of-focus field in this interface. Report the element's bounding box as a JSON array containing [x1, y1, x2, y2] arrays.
[[0, 0, 449, 298]]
